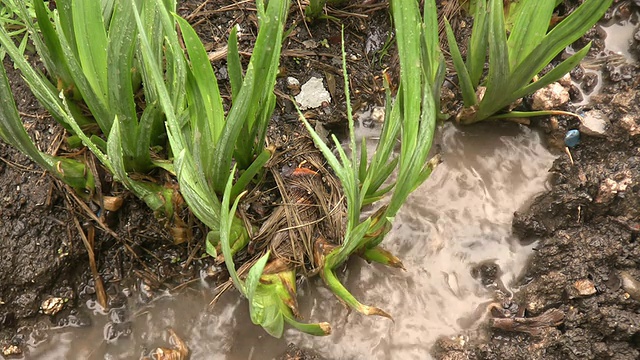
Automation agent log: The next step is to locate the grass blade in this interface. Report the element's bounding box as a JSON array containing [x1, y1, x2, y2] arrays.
[[72, 0, 109, 100], [445, 19, 477, 106], [466, 0, 488, 87], [506, 0, 554, 69], [227, 25, 243, 99]]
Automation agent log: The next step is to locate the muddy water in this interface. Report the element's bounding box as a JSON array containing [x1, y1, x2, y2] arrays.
[[30, 123, 555, 359], [572, 14, 638, 106]]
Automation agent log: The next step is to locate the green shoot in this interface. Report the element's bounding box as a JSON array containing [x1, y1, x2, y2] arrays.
[[298, 0, 442, 318], [446, 0, 612, 124], [0, 60, 93, 196], [0, 1, 175, 215], [0, 0, 44, 58]]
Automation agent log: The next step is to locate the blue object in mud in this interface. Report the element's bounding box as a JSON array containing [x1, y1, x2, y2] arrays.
[[564, 129, 580, 147]]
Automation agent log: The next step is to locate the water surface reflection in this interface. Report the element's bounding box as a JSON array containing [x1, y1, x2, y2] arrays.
[[31, 122, 555, 360]]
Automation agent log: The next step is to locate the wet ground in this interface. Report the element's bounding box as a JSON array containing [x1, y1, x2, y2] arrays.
[[1, 1, 639, 359], [24, 122, 556, 359]]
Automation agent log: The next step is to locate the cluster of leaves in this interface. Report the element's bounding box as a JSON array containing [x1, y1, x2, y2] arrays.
[[0, 0, 47, 57], [446, 0, 612, 123], [298, 0, 443, 318]]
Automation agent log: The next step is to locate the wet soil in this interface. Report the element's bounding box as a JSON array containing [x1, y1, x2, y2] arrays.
[[435, 2, 640, 359], [0, 60, 210, 355], [2, 0, 640, 359]]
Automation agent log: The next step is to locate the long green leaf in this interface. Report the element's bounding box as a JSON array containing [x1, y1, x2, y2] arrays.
[[506, 0, 554, 69], [508, 0, 612, 92], [31, 0, 74, 91], [514, 44, 591, 101], [54, 13, 111, 131], [482, 0, 510, 102], [175, 15, 225, 145], [227, 26, 243, 99], [0, 61, 49, 168], [466, 0, 488, 87], [445, 19, 477, 106], [72, 0, 108, 99], [321, 262, 390, 318], [219, 165, 247, 295], [107, 116, 169, 213], [107, 0, 147, 171], [211, 0, 289, 191]]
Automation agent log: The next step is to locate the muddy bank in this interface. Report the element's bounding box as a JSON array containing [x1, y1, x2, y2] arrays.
[[436, 4, 640, 358]]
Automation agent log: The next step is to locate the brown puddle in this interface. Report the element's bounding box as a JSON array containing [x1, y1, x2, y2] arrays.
[[28, 123, 555, 359]]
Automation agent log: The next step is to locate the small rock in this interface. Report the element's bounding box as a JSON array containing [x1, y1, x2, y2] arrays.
[[564, 129, 580, 147], [579, 110, 609, 137], [2, 344, 22, 356], [620, 115, 640, 136], [620, 271, 640, 301], [294, 77, 331, 110], [302, 39, 317, 49], [573, 279, 597, 297], [595, 174, 632, 204], [611, 91, 636, 110], [41, 297, 65, 316], [531, 82, 570, 110], [286, 77, 300, 95], [287, 77, 299, 88], [581, 72, 599, 94], [371, 106, 385, 123], [558, 73, 572, 87]]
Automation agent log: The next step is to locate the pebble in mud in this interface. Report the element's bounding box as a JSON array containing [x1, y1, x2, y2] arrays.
[[620, 115, 640, 136], [40, 297, 65, 316], [579, 109, 610, 136], [568, 279, 597, 298], [595, 173, 632, 204], [531, 82, 570, 110], [581, 72, 599, 94], [619, 271, 640, 300], [2, 344, 21, 356], [294, 77, 331, 110]]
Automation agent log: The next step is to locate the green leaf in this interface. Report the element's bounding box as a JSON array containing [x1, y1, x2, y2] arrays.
[[322, 263, 390, 318], [514, 44, 591, 101], [0, 61, 49, 168], [246, 252, 271, 301], [31, 0, 74, 91], [508, 0, 612, 93], [211, 0, 289, 192], [445, 19, 477, 106], [219, 165, 247, 295], [482, 0, 510, 103], [175, 15, 225, 145], [54, 12, 111, 132], [506, 0, 554, 69], [107, 0, 147, 171], [227, 25, 243, 99], [466, 0, 488, 87], [107, 116, 169, 213], [72, 0, 109, 100], [231, 146, 272, 199]]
